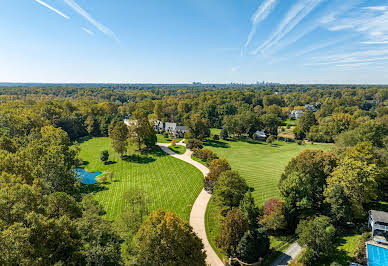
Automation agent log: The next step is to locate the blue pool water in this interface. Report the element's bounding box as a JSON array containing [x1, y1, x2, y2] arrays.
[[367, 243, 388, 266], [74, 168, 102, 184]]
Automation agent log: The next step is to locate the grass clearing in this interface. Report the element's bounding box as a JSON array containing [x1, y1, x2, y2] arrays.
[[204, 138, 332, 206], [168, 144, 186, 155], [205, 197, 226, 261], [78, 137, 203, 221], [203, 137, 332, 263], [156, 134, 182, 143]]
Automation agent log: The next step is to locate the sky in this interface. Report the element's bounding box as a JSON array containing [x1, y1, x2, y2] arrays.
[[0, 0, 388, 84]]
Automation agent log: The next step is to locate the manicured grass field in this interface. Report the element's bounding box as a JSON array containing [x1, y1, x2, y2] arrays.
[[156, 134, 182, 143], [204, 138, 332, 263], [78, 137, 203, 221], [204, 138, 332, 206], [168, 144, 186, 155]]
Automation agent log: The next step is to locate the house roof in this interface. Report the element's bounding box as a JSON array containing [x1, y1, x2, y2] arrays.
[[370, 210, 388, 224]]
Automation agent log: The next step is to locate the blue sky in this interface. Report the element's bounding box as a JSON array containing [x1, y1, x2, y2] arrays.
[[1, 0, 388, 84]]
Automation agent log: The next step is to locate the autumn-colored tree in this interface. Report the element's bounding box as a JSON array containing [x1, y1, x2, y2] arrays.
[[325, 157, 378, 218], [259, 198, 287, 231], [204, 158, 231, 192], [170, 139, 176, 146], [134, 210, 206, 265], [216, 208, 248, 257]]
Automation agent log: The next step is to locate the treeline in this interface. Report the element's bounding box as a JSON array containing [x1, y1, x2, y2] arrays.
[[0, 98, 205, 265]]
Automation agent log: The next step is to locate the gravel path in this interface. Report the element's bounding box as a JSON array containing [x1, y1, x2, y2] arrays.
[[157, 142, 224, 266]]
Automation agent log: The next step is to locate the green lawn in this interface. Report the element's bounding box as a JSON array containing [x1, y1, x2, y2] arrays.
[[78, 137, 203, 221], [168, 144, 186, 155], [203, 137, 332, 264], [204, 138, 332, 206], [205, 197, 226, 261], [156, 134, 182, 143]]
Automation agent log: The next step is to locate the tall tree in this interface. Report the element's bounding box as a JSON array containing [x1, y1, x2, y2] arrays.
[[129, 110, 157, 150], [296, 216, 335, 265], [235, 228, 270, 264], [109, 121, 129, 157], [216, 208, 248, 257], [134, 210, 206, 266], [213, 170, 248, 212], [186, 113, 210, 140]]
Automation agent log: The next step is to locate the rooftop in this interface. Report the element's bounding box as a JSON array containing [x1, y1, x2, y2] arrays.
[[370, 210, 388, 224]]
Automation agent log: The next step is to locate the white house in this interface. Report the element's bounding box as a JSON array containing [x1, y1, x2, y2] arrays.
[[290, 110, 304, 119], [153, 119, 189, 138]]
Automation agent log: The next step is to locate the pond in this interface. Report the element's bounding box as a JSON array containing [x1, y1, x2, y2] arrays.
[[74, 168, 102, 184]]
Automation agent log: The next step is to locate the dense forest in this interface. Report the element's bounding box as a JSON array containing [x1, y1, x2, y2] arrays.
[[0, 84, 387, 265]]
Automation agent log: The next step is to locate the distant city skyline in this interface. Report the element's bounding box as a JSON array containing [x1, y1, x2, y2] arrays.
[[1, 0, 388, 84]]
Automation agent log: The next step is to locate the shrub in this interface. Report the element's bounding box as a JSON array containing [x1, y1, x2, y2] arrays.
[[199, 149, 213, 161], [100, 150, 109, 163], [296, 140, 303, 145], [353, 232, 370, 264], [205, 158, 231, 192], [187, 139, 203, 149], [206, 152, 219, 164], [163, 132, 169, 138], [220, 129, 228, 140], [213, 134, 220, 140], [171, 139, 176, 146], [266, 135, 275, 144], [192, 148, 202, 158], [184, 132, 193, 140]]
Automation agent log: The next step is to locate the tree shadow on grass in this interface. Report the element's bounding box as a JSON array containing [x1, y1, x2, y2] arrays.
[[121, 154, 156, 164], [148, 146, 169, 157], [104, 161, 116, 165], [204, 140, 230, 149], [80, 160, 89, 167], [80, 183, 108, 194], [76, 136, 92, 144]]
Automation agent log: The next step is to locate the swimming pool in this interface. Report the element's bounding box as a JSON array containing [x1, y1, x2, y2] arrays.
[[367, 243, 388, 266], [74, 168, 102, 184]]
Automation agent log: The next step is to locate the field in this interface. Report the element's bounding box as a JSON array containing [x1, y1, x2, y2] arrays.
[[78, 137, 203, 221], [169, 144, 186, 155], [204, 137, 332, 262], [204, 138, 332, 206]]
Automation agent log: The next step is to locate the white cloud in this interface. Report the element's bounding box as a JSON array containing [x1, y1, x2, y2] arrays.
[[253, 0, 325, 55], [364, 6, 388, 12], [244, 0, 279, 48], [231, 66, 241, 72], [64, 0, 120, 44], [82, 27, 94, 36], [35, 0, 70, 19]]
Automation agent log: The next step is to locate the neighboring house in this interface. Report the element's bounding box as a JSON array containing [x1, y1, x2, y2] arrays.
[[304, 104, 317, 112], [254, 130, 267, 141], [366, 210, 388, 266], [153, 119, 188, 138], [290, 110, 304, 119]]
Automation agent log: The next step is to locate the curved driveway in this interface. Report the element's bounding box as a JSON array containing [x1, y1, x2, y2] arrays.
[[157, 142, 224, 266]]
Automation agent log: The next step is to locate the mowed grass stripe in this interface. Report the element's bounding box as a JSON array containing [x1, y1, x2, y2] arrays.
[[204, 139, 332, 206], [78, 137, 203, 221]]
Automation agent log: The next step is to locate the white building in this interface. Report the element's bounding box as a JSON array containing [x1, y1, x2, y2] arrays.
[[290, 110, 304, 119]]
